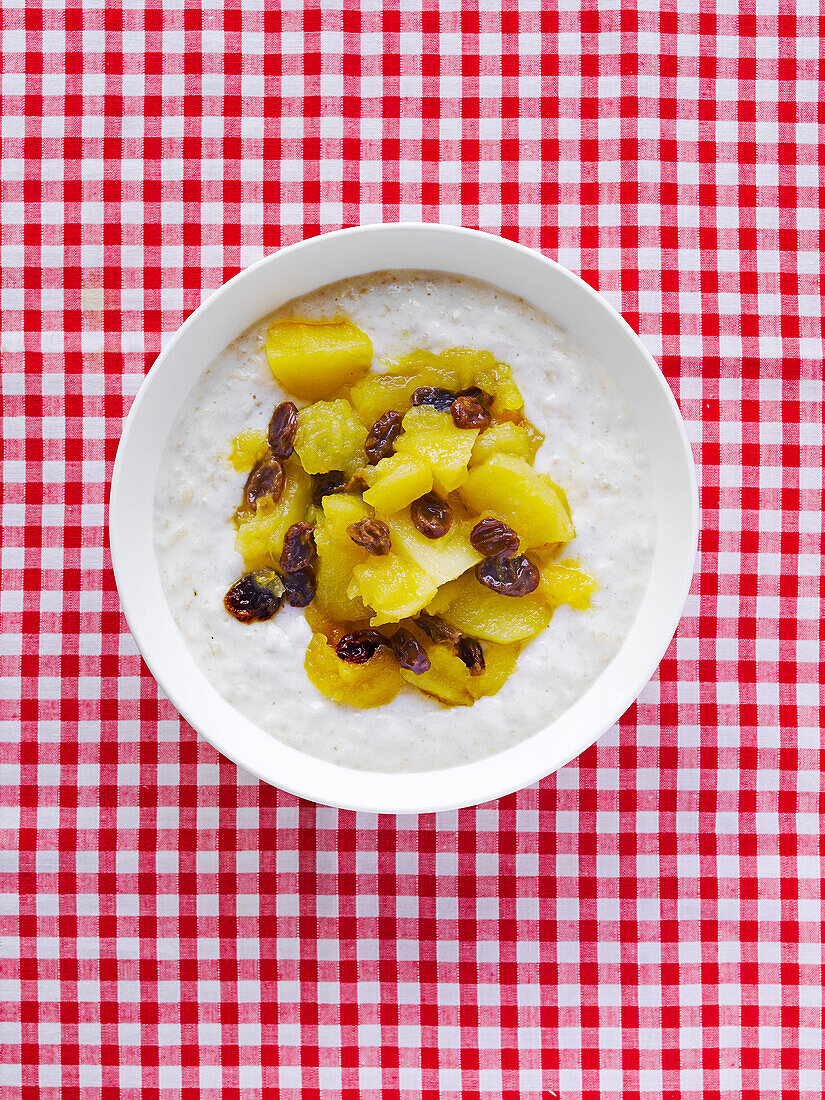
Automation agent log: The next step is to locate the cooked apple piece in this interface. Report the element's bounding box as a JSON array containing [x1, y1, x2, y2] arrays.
[[384, 511, 481, 586], [305, 631, 403, 708], [348, 372, 418, 427], [234, 465, 311, 572], [266, 319, 373, 401], [466, 641, 522, 699], [293, 399, 367, 476], [432, 571, 552, 643], [401, 641, 474, 706], [229, 427, 268, 472], [538, 559, 598, 611], [385, 347, 484, 391], [394, 406, 478, 494], [460, 454, 576, 547], [520, 418, 545, 461], [314, 494, 371, 621], [362, 454, 433, 514], [470, 420, 540, 467], [320, 491, 372, 537], [474, 360, 524, 416], [544, 476, 572, 519], [349, 552, 438, 626]]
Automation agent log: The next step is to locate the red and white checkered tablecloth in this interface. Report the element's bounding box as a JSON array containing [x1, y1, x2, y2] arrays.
[[1, 2, 823, 1097]]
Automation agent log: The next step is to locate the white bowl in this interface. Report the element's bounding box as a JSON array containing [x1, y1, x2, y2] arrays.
[[110, 224, 698, 814]]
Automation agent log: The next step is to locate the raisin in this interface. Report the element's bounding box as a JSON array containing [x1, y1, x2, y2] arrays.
[[347, 518, 392, 556], [389, 628, 431, 675], [268, 400, 298, 459], [280, 521, 317, 571], [336, 629, 387, 664], [345, 473, 368, 494], [280, 567, 316, 607], [416, 612, 462, 647], [224, 570, 284, 623], [243, 457, 284, 511], [411, 386, 455, 411], [470, 517, 519, 557], [410, 491, 453, 539], [457, 386, 493, 411], [451, 394, 491, 430], [311, 471, 347, 506], [475, 554, 540, 597], [456, 636, 485, 676], [364, 409, 404, 464]]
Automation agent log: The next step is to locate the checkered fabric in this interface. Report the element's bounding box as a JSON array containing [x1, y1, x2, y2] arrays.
[[1, 1, 822, 1096]]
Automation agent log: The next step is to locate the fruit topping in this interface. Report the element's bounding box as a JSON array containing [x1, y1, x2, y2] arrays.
[[349, 373, 417, 427], [411, 386, 455, 411], [470, 517, 519, 557], [281, 567, 316, 607], [305, 631, 403, 709], [235, 465, 312, 572], [410, 491, 453, 539], [224, 334, 593, 709], [347, 518, 392, 556], [416, 612, 462, 646], [224, 570, 284, 623], [469, 419, 543, 467], [280, 521, 317, 572], [365, 409, 404, 464], [451, 394, 491, 431], [460, 453, 576, 547], [537, 559, 599, 611], [335, 629, 388, 664], [476, 554, 540, 597], [242, 457, 285, 513], [267, 400, 298, 458], [394, 405, 477, 494], [388, 627, 431, 674], [427, 572, 551, 643], [349, 551, 438, 626], [361, 454, 433, 514], [294, 399, 367, 476], [311, 470, 347, 505], [266, 318, 373, 401], [229, 428, 268, 472], [457, 385, 493, 410], [456, 635, 486, 676]]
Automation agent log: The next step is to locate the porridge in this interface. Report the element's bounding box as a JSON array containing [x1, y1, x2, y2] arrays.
[[154, 271, 655, 772]]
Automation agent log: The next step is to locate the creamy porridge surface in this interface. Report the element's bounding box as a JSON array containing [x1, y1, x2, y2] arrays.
[[153, 271, 655, 772]]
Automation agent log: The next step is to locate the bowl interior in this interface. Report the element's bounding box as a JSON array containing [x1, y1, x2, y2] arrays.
[[110, 225, 698, 814]]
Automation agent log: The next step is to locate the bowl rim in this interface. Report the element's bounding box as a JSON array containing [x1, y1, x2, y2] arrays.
[[110, 223, 699, 814]]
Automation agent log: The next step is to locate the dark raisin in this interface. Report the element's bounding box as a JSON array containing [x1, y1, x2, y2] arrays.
[[268, 401, 298, 459], [457, 386, 494, 411], [470, 517, 519, 557], [451, 394, 491, 430], [311, 471, 347, 506], [280, 521, 317, 572], [364, 410, 403, 464], [456, 636, 486, 676], [345, 473, 369, 494], [411, 386, 455, 411], [475, 554, 540, 597], [243, 457, 285, 511], [389, 628, 431, 674], [347, 518, 392, 556], [223, 570, 284, 623], [280, 567, 316, 607], [410, 491, 453, 539], [416, 612, 462, 647], [336, 629, 387, 664]]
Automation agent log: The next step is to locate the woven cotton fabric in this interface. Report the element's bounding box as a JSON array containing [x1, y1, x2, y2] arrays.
[[1, 2, 823, 1097]]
